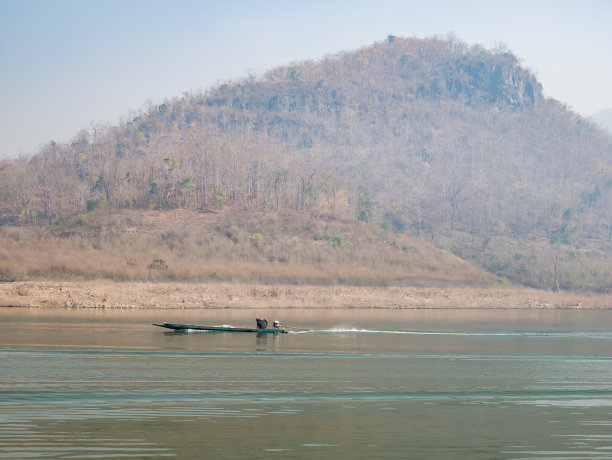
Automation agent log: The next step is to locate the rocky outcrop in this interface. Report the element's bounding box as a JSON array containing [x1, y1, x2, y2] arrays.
[[446, 53, 542, 108], [414, 52, 542, 109]]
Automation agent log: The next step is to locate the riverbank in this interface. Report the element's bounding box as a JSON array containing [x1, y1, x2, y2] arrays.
[[1, 281, 610, 310]]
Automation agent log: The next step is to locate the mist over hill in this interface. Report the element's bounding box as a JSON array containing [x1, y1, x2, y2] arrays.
[[591, 109, 612, 134], [2, 36, 612, 290]]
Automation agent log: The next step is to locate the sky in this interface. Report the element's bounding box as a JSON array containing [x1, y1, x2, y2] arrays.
[[0, 0, 611, 159]]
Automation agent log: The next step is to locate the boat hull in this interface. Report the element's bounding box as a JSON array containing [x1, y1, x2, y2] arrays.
[[153, 322, 288, 334]]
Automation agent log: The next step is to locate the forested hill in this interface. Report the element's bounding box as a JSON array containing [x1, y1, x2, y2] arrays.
[[2, 36, 612, 290]]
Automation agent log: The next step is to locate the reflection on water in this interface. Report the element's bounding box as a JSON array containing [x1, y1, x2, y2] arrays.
[[1, 308, 612, 458]]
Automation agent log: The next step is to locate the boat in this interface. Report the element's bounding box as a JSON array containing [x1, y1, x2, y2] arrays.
[[153, 322, 288, 334]]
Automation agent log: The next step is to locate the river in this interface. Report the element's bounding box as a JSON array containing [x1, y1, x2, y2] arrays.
[[1, 307, 611, 459]]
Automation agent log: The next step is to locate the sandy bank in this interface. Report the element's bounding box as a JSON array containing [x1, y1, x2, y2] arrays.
[[1, 281, 610, 310]]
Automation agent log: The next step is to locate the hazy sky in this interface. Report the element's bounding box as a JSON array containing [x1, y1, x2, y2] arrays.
[[1, 0, 611, 159]]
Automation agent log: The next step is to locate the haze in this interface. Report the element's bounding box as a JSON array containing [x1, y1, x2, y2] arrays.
[[1, 0, 611, 159]]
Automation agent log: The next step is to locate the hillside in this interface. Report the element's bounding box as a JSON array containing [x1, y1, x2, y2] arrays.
[[1, 36, 612, 290], [0, 207, 494, 285]]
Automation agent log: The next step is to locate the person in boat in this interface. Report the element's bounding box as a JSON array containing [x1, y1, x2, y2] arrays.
[[256, 317, 268, 329]]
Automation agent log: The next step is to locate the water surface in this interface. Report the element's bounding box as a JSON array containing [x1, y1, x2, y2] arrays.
[[1, 308, 611, 458]]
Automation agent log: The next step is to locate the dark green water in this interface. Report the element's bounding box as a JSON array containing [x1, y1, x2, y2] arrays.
[[1, 308, 611, 459]]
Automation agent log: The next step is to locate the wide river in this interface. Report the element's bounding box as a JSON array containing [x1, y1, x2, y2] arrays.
[[1, 307, 611, 459]]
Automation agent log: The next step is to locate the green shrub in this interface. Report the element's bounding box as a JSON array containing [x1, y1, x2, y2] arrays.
[[86, 199, 100, 212], [331, 235, 346, 247]]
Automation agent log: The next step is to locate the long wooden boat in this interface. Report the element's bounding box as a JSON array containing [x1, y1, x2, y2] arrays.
[[153, 322, 288, 334]]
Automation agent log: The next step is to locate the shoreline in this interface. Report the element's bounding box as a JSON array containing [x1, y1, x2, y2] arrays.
[[1, 280, 611, 310]]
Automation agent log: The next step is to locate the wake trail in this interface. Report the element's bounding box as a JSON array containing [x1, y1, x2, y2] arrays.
[[288, 328, 612, 339]]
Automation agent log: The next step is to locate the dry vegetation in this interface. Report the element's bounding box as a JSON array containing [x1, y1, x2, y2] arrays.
[[2, 37, 612, 291], [0, 208, 495, 285], [2, 280, 610, 310], [1, 208, 610, 311]]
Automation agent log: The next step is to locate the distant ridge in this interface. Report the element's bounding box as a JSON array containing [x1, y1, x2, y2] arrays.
[[591, 109, 612, 134]]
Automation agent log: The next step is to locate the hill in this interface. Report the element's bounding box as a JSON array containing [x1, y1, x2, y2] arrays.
[[1, 36, 612, 290]]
